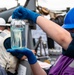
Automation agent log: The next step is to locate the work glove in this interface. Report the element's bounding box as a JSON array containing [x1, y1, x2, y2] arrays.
[[7, 48, 37, 64], [12, 6, 40, 23]]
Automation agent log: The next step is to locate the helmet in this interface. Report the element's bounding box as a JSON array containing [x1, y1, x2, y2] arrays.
[[0, 17, 10, 26], [62, 8, 74, 29], [8, 15, 12, 23], [0, 18, 6, 25]]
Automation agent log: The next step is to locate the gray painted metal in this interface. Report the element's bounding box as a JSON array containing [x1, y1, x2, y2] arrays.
[[25, 0, 36, 11], [20, 60, 33, 75], [0, 7, 17, 22]]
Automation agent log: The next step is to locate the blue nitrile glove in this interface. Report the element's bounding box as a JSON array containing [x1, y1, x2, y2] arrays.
[[7, 48, 37, 64], [12, 6, 40, 23]]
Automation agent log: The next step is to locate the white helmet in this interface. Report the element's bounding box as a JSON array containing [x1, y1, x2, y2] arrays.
[[0, 17, 10, 26], [0, 17, 6, 25], [8, 15, 12, 23]]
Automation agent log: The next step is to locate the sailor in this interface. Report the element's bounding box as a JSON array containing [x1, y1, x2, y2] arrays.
[[0, 17, 18, 75], [7, 6, 74, 75], [0, 18, 6, 33]]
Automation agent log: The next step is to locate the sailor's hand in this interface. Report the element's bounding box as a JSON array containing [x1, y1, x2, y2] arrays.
[[7, 48, 37, 64], [12, 6, 40, 23]]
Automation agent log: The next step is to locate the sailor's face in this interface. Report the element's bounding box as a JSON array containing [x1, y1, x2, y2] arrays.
[[0, 26, 6, 30]]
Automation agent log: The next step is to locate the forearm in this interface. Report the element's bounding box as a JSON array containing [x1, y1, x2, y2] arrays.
[[36, 16, 69, 40], [36, 16, 72, 50], [30, 62, 47, 75]]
